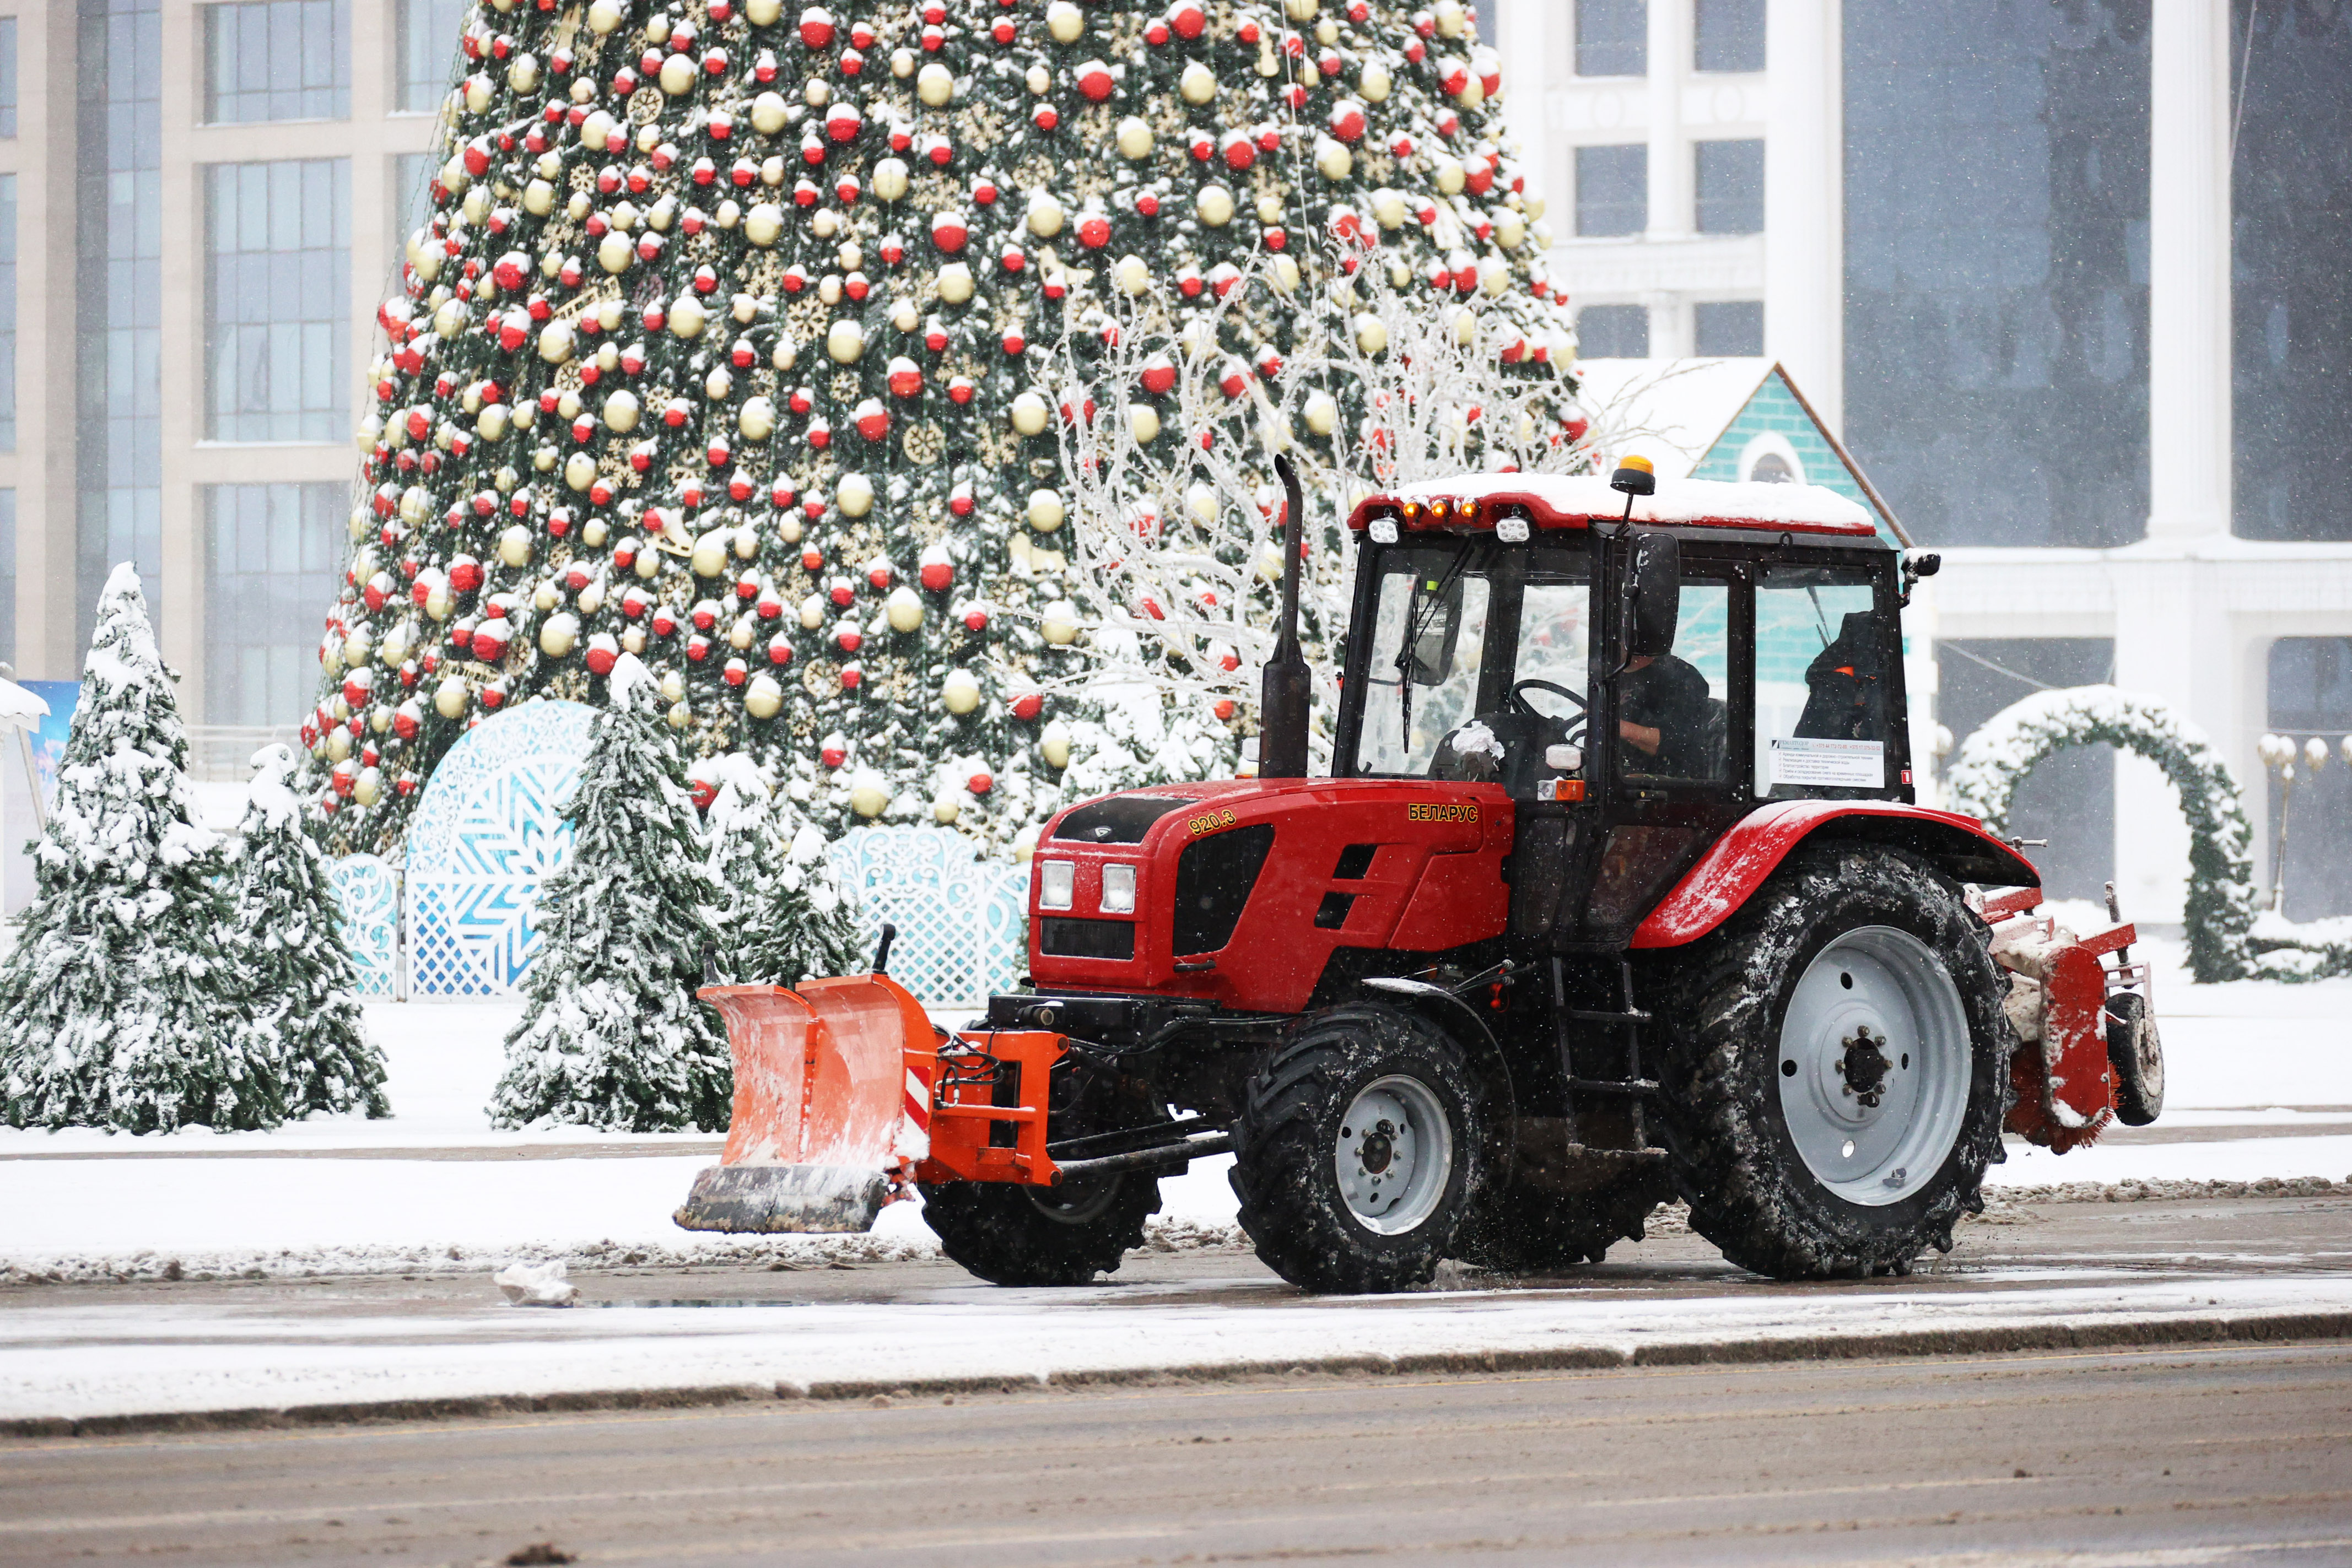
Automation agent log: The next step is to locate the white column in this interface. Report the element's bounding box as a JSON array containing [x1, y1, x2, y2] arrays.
[[1646, 0, 1692, 244], [1495, 0, 1571, 238], [2145, 0, 2232, 540], [1763, 0, 1842, 431]]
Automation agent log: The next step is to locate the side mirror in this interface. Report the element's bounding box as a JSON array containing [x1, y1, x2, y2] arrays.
[[1620, 529, 1680, 663]]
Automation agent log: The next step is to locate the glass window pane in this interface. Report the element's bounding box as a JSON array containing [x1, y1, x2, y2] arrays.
[[1575, 304, 1649, 358], [1576, 144, 1647, 237], [1755, 567, 1890, 798], [1695, 139, 1764, 234], [1695, 300, 1764, 355], [203, 157, 350, 441], [205, 482, 342, 726], [1695, 0, 1765, 73], [1621, 583, 1729, 782], [0, 18, 18, 139], [1576, 0, 1646, 77]]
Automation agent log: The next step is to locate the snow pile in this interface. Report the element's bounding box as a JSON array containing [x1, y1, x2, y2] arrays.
[[492, 1259, 579, 1307]]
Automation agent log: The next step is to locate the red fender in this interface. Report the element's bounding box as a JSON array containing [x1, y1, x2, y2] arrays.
[[1629, 801, 2041, 949]]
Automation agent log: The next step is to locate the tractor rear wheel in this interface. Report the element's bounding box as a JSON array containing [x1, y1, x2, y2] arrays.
[[1648, 843, 2010, 1280], [1454, 1164, 1676, 1274], [919, 1172, 1161, 1286], [1230, 1005, 1486, 1294]]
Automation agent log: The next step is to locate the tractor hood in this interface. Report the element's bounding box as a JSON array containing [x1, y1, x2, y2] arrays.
[[1026, 777, 1513, 1012]]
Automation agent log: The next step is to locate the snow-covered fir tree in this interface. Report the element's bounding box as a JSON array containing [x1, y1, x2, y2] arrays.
[[489, 654, 733, 1131], [224, 744, 392, 1120], [702, 751, 868, 985], [0, 566, 269, 1133], [310, 0, 1577, 859]]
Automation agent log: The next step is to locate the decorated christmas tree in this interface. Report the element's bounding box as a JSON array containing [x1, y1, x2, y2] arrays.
[[224, 744, 392, 1120], [489, 654, 733, 1131], [313, 0, 1575, 857], [0, 567, 270, 1133], [702, 750, 868, 984]]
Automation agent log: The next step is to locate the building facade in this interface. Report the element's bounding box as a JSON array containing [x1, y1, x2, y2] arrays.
[[0, 0, 463, 772], [1498, 0, 2352, 921]]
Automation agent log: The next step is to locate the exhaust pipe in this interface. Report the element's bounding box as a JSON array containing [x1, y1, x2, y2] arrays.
[[1258, 455, 1312, 780]]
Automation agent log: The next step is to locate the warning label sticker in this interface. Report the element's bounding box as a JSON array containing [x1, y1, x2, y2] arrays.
[[1768, 737, 1885, 789]]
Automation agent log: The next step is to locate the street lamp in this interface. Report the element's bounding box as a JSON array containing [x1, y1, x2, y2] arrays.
[[2256, 732, 2318, 916]]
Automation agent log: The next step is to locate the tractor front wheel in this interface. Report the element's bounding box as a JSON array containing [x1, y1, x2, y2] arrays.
[[919, 1172, 1160, 1286], [1229, 1006, 1486, 1294], [1648, 843, 2010, 1280]]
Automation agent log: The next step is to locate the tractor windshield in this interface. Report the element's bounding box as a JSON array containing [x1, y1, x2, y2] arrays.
[[1352, 543, 1592, 796]]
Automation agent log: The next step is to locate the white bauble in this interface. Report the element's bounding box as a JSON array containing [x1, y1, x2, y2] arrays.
[[586, 0, 623, 30], [1496, 210, 1527, 250], [522, 179, 554, 216], [1129, 403, 1161, 443], [508, 53, 540, 92], [937, 261, 975, 302], [498, 523, 533, 567], [873, 158, 909, 201], [1113, 253, 1149, 295], [433, 298, 467, 338], [1434, 156, 1465, 195], [745, 0, 781, 21], [1179, 61, 1216, 103], [538, 612, 579, 657], [691, 531, 730, 577], [738, 396, 776, 441], [1011, 391, 1049, 435], [1116, 116, 1153, 159], [1355, 313, 1389, 355], [1027, 488, 1066, 532], [597, 231, 634, 274], [1041, 720, 1073, 767], [745, 202, 784, 246], [602, 388, 640, 432], [1045, 1, 1084, 41], [751, 91, 789, 135], [477, 403, 510, 441], [1317, 138, 1353, 180], [849, 772, 890, 818], [1360, 62, 1391, 100], [837, 472, 875, 516], [434, 676, 468, 719], [1196, 183, 1234, 226], [1027, 192, 1065, 237], [941, 668, 981, 714], [918, 61, 954, 105], [745, 673, 784, 719], [931, 793, 962, 825], [886, 586, 924, 633], [1372, 187, 1407, 230], [827, 319, 865, 363], [659, 53, 695, 95], [1304, 391, 1339, 435], [670, 295, 707, 338]]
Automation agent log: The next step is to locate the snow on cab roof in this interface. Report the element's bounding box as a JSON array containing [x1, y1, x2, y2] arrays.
[[1356, 473, 1879, 537]]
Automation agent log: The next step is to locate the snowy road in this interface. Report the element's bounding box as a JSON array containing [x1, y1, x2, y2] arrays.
[[4, 1187, 2348, 1431], [6, 1337, 2349, 1566]]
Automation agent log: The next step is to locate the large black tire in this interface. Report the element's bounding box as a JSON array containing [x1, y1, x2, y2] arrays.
[[919, 1172, 1161, 1286], [1455, 1165, 1677, 1274], [1647, 843, 2011, 1280], [1229, 1005, 1487, 1294], [2106, 990, 2165, 1126]]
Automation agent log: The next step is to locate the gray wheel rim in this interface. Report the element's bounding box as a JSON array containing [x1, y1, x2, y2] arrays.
[[1776, 926, 1970, 1207], [1335, 1075, 1454, 1235], [1030, 1177, 1119, 1225]]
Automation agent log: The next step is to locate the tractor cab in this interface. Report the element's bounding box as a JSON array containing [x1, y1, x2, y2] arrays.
[[1336, 469, 1914, 949]]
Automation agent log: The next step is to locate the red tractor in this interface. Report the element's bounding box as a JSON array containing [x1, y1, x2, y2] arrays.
[[678, 458, 2164, 1290]]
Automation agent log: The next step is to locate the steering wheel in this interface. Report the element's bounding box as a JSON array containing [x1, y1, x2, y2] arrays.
[[1506, 678, 1587, 716]]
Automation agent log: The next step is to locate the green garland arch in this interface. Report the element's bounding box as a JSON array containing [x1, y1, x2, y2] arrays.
[[1943, 685, 2259, 983]]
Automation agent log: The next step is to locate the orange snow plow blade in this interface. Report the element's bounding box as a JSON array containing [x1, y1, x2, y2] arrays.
[[673, 974, 935, 1235]]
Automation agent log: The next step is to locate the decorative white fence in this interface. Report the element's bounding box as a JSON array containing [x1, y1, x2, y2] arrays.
[[401, 700, 594, 998], [326, 853, 401, 998], [333, 700, 1029, 1007], [827, 826, 1030, 1009]]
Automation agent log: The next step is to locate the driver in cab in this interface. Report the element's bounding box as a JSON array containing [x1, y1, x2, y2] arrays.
[[1616, 648, 1711, 776]]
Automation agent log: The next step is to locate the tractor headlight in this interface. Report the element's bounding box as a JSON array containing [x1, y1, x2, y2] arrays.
[[1368, 517, 1399, 544], [1099, 863, 1137, 914], [1038, 859, 1075, 910]]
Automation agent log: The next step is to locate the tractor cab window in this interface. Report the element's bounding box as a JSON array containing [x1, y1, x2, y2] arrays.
[[1755, 565, 1894, 798], [1353, 548, 1495, 777], [1619, 580, 1731, 783]]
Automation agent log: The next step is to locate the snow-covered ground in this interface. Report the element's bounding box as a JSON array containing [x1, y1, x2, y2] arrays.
[[1, 930, 2348, 1281]]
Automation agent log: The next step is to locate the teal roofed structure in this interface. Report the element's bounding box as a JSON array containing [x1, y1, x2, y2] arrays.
[[1573, 359, 1909, 550]]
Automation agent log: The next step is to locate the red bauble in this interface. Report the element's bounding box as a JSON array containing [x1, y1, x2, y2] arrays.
[[967, 770, 993, 796], [799, 6, 835, 48], [1075, 60, 1114, 101], [1078, 214, 1111, 248], [839, 663, 863, 690], [921, 560, 953, 592], [821, 742, 847, 767], [584, 635, 619, 675], [1011, 691, 1043, 721], [887, 356, 924, 397], [930, 210, 968, 252]]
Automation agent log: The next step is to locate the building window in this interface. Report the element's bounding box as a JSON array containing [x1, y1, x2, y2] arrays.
[[205, 484, 342, 728], [1695, 139, 1763, 234], [204, 0, 348, 124], [1845, 7, 2149, 549], [204, 159, 351, 444], [1695, 0, 1765, 72], [1576, 304, 1649, 359], [1937, 639, 2116, 900], [78, 0, 164, 648], [0, 490, 14, 668], [397, 0, 467, 113], [1696, 300, 1763, 356], [2266, 638, 2352, 918], [0, 174, 15, 452], [2234, 4, 2352, 540], [1576, 144, 1647, 237], [1575, 0, 1646, 78], [1462, 0, 1498, 52], [0, 18, 18, 138]]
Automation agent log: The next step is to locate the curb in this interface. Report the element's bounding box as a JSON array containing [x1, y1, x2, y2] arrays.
[[10, 1308, 2349, 1440]]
